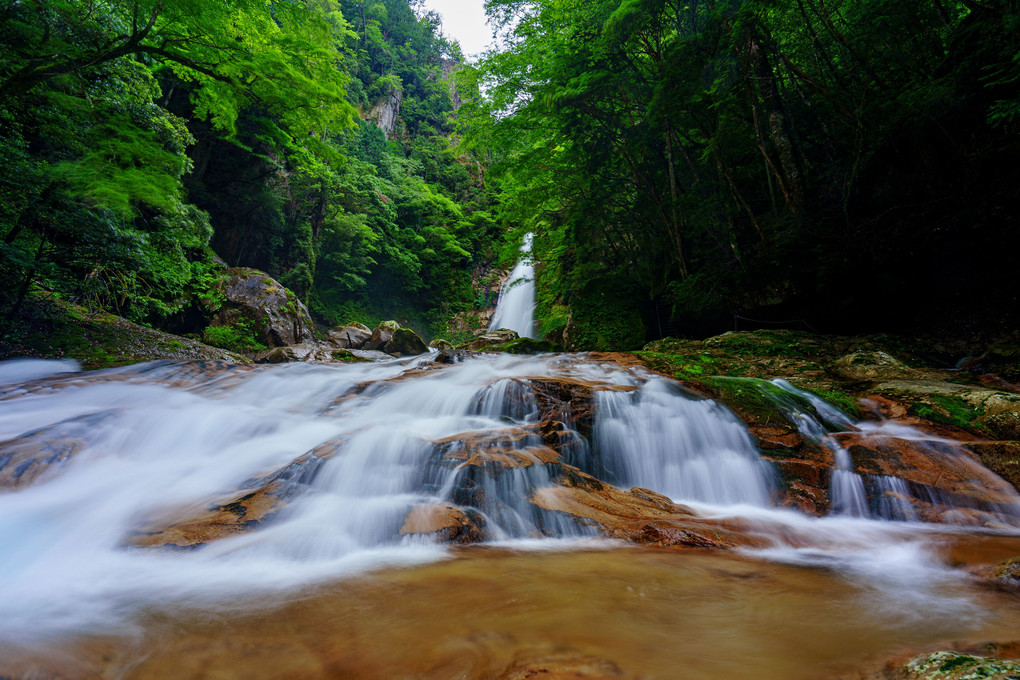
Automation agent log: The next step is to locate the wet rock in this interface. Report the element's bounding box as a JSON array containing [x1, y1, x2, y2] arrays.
[[399, 502, 487, 544], [498, 653, 635, 680], [898, 651, 1020, 679], [457, 329, 520, 351], [0, 411, 115, 490], [328, 323, 372, 349], [211, 268, 316, 348], [964, 441, 1020, 492], [532, 464, 754, 549], [429, 338, 454, 350], [128, 441, 341, 548], [833, 431, 1020, 524]]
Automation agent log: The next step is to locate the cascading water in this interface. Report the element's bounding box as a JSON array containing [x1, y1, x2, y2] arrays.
[[489, 233, 536, 338], [0, 353, 1019, 661], [594, 379, 776, 505]]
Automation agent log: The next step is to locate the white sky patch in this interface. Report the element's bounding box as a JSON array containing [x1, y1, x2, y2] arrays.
[[421, 0, 495, 60]]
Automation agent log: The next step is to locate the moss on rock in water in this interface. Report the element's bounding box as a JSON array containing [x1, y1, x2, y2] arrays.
[[901, 651, 1020, 679], [698, 377, 825, 429]]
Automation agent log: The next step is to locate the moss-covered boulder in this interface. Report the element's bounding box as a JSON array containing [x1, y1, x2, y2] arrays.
[[210, 268, 315, 349], [429, 338, 453, 350], [386, 327, 428, 356], [456, 328, 520, 351]]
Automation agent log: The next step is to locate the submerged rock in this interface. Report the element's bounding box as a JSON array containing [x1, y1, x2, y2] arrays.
[[399, 503, 487, 544]]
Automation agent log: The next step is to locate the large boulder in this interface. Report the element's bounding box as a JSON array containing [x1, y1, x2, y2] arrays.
[[327, 322, 372, 349], [211, 268, 315, 349]]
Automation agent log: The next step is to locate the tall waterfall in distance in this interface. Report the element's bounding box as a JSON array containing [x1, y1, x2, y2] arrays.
[[489, 233, 536, 339]]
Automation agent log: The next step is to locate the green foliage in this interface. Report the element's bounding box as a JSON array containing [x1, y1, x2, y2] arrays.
[[202, 318, 267, 354], [468, 0, 1020, 338]]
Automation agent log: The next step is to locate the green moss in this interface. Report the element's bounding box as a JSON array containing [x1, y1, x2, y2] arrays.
[[202, 319, 267, 354], [909, 394, 984, 431], [330, 350, 369, 363], [806, 388, 858, 418], [495, 337, 562, 354]]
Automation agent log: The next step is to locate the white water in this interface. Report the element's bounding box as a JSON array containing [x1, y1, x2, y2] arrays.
[[489, 233, 536, 338], [0, 356, 1016, 644]]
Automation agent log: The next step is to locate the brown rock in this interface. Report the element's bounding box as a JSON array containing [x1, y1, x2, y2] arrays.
[[399, 503, 487, 544], [499, 653, 634, 680]]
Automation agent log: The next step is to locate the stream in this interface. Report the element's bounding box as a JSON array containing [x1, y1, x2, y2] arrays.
[[0, 352, 1019, 679]]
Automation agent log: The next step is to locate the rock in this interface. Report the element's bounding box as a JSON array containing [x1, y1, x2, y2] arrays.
[[831, 351, 917, 381], [211, 268, 315, 349], [964, 441, 1020, 492], [429, 339, 453, 350], [456, 329, 520, 351], [257, 343, 328, 364], [346, 348, 396, 362], [399, 502, 487, 544], [386, 328, 428, 356], [328, 323, 372, 349], [360, 322, 428, 356], [365, 320, 400, 352], [898, 651, 1020, 679], [129, 441, 340, 548], [531, 463, 756, 549], [500, 337, 562, 354], [832, 431, 1020, 524], [498, 653, 636, 680]]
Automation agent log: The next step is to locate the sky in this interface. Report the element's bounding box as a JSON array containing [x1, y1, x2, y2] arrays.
[[420, 0, 496, 60]]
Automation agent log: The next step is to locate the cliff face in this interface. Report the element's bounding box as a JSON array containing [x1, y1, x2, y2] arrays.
[[370, 88, 403, 139], [441, 58, 463, 111]]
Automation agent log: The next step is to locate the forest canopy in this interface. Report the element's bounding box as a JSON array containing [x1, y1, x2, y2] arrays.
[[2, 0, 1019, 352]]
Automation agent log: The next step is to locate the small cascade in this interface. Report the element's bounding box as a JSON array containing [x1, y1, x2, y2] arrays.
[[768, 379, 1020, 524], [831, 448, 870, 518], [593, 379, 776, 506], [489, 233, 537, 338]]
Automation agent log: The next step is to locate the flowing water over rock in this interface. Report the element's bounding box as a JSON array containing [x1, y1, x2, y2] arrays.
[[0, 354, 1019, 678], [489, 232, 537, 338]]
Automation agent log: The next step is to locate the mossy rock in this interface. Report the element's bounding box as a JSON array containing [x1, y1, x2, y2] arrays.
[[900, 651, 1020, 679], [0, 295, 248, 369], [386, 327, 428, 356], [496, 337, 562, 354], [429, 339, 454, 350], [695, 376, 842, 431], [456, 329, 520, 351]]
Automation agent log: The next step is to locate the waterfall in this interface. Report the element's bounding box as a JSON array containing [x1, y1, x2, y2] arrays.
[[489, 233, 536, 338]]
